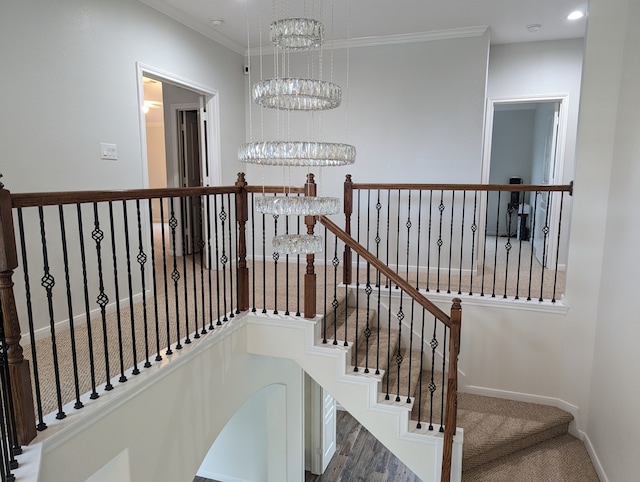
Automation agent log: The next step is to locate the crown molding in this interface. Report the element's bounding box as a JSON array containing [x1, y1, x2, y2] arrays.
[[247, 26, 489, 56]]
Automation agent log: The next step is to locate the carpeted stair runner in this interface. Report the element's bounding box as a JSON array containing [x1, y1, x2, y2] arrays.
[[325, 292, 600, 480]]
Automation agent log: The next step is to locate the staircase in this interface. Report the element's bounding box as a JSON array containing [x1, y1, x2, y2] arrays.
[[249, 285, 599, 481]]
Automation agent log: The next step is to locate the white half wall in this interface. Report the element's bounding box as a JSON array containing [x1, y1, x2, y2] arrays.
[[34, 319, 305, 482]]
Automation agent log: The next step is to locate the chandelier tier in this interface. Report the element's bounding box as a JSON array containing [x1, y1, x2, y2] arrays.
[[238, 141, 355, 167], [253, 78, 342, 111], [270, 18, 324, 51], [272, 234, 324, 255], [254, 195, 340, 216]]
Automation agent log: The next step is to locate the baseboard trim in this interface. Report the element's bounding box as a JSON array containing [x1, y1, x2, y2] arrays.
[[196, 469, 253, 482], [580, 430, 609, 482]]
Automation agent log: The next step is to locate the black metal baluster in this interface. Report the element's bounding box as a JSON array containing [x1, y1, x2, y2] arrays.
[[492, 192, 501, 298], [323, 227, 328, 344], [261, 208, 266, 315], [448, 191, 455, 294], [189, 196, 200, 339], [205, 194, 215, 330], [504, 198, 515, 299], [251, 194, 257, 313], [179, 197, 191, 344], [331, 237, 340, 345], [159, 199, 172, 355], [296, 212, 301, 317], [515, 192, 525, 300], [416, 309, 427, 429], [395, 189, 401, 286], [92, 203, 113, 391], [229, 193, 238, 316], [168, 198, 182, 350], [76, 204, 99, 400], [436, 191, 445, 293], [527, 192, 539, 301], [440, 324, 447, 432], [147, 199, 163, 361], [272, 208, 279, 316], [458, 191, 466, 295], [426, 190, 433, 292], [385, 190, 391, 289], [16, 209, 47, 429], [355, 190, 363, 372], [395, 297, 404, 402], [108, 202, 128, 382], [428, 316, 438, 431], [415, 191, 423, 290], [136, 200, 152, 367], [539, 193, 552, 302], [552, 192, 565, 303], [285, 198, 290, 316], [213, 195, 223, 325], [374, 190, 382, 289], [122, 201, 140, 375], [58, 205, 83, 409], [37, 206, 65, 419], [469, 192, 479, 295], [0, 322, 18, 477], [385, 278, 392, 400], [404, 192, 413, 402], [197, 196, 207, 335], [480, 193, 490, 297], [219, 196, 229, 322]]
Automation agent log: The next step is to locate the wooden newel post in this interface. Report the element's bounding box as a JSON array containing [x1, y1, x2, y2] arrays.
[[0, 175, 37, 445], [304, 173, 317, 319], [441, 298, 462, 482], [235, 173, 249, 312], [343, 174, 353, 285]]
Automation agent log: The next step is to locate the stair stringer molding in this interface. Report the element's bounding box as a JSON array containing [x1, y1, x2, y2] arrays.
[[245, 313, 463, 482]]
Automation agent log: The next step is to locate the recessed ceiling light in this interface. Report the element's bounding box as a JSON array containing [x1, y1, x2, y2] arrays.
[[527, 24, 542, 33], [567, 10, 585, 20], [211, 19, 224, 27]]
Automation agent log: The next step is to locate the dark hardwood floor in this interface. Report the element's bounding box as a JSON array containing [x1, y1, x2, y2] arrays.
[[305, 410, 421, 482], [193, 410, 420, 482]]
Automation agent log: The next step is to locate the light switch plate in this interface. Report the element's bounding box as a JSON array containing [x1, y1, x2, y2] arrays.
[[101, 143, 118, 160]]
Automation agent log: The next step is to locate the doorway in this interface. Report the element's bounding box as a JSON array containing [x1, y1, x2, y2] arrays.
[[481, 96, 567, 269], [138, 64, 221, 260]]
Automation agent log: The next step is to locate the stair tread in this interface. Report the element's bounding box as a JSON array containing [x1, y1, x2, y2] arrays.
[[461, 433, 599, 481], [458, 393, 574, 469]]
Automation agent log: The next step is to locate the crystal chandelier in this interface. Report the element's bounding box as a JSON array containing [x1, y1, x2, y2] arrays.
[[240, 1, 355, 254]]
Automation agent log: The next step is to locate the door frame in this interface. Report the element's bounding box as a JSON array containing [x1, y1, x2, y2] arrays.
[[135, 62, 221, 189], [478, 94, 570, 270]]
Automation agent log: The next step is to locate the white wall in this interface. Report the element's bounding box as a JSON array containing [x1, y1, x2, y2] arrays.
[[245, 31, 491, 199], [582, 0, 640, 480], [0, 0, 245, 193], [36, 320, 305, 482], [197, 384, 288, 482]]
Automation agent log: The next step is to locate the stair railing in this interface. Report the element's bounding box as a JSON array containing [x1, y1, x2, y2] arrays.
[[343, 175, 573, 303], [318, 215, 462, 482]]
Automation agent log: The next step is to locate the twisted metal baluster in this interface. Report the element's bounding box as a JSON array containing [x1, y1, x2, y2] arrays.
[[38, 206, 65, 419], [179, 197, 191, 344], [122, 201, 140, 375], [219, 196, 229, 322], [58, 205, 83, 408], [469, 192, 479, 295], [108, 201, 127, 382], [76, 204, 99, 399], [436, 191, 445, 293], [205, 194, 215, 330], [17, 209, 47, 429], [147, 199, 163, 361], [169, 198, 182, 350], [135, 200, 151, 367], [92, 203, 113, 391]]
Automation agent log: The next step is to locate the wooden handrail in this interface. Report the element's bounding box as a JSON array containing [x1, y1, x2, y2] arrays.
[[245, 185, 305, 194], [350, 182, 573, 194], [11, 185, 242, 208], [318, 216, 451, 327]]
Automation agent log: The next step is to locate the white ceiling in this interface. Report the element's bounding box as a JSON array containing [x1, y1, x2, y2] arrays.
[[139, 0, 588, 54]]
